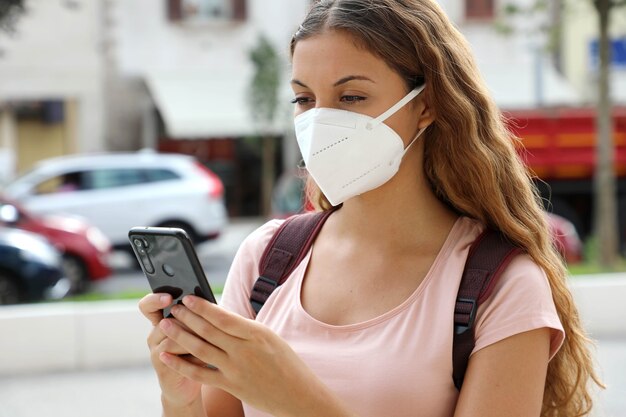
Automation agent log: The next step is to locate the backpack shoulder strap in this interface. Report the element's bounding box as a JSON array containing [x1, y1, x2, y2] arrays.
[[452, 228, 523, 390], [249, 209, 335, 315]]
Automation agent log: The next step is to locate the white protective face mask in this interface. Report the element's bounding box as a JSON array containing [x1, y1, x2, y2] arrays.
[[294, 84, 427, 206]]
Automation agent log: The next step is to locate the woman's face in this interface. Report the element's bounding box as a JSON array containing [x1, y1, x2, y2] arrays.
[[290, 30, 430, 146]]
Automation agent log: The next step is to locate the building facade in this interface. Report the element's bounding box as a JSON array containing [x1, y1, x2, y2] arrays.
[[0, 0, 588, 215], [0, 0, 106, 184], [560, 0, 626, 104]]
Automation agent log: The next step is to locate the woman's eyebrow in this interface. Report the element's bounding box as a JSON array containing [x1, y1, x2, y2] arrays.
[[290, 75, 376, 89], [333, 75, 375, 86], [291, 79, 309, 88]]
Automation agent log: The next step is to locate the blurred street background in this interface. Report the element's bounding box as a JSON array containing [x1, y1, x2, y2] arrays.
[[1, 0, 626, 416]]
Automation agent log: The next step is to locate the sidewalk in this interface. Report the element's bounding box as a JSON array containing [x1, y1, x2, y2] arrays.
[[0, 336, 624, 417], [0, 366, 161, 417]]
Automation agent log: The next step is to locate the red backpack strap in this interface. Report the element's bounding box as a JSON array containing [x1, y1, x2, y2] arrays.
[[452, 229, 522, 390], [249, 209, 335, 315]]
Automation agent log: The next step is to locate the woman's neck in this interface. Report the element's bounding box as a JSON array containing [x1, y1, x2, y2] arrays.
[[328, 171, 458, 253]]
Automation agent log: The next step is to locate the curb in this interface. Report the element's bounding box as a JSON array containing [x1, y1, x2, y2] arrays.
[[1, 276, 625, 376], [568, 274, 626, 338], [0, 300, 153, 375]]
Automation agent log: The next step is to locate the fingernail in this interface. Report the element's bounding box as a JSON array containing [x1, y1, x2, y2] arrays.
[[160, 295, 169, 305], [160, 319, 172, 330], [182, 295, 194, 307]]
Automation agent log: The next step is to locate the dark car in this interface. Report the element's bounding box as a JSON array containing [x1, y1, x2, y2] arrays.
[[0, 197, 112, 293], [0, 227, 70, 304]]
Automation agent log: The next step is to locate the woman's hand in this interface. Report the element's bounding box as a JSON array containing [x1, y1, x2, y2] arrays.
[[158, 295, 356, 417], [138, 293, 204, 411]]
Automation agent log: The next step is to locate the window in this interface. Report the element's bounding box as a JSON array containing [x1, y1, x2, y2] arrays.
[[465, 0, 495, 20], [167, 0, 246, 23], [146, 169, 180, 182], [85, 169, 148, 190], [13, 100, 65, 124], [35, 171, 85, 195]]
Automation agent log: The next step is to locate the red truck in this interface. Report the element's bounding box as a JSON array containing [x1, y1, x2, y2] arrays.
[[506, 106, 626, 253]]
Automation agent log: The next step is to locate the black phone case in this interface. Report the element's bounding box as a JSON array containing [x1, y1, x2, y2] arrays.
[[128, 227, 216, 317]]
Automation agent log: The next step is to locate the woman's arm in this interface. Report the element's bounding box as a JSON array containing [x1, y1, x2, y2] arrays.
[[454, 328, 551, 417], [203, 386, 244, 417], [158, 295, 357, 417]]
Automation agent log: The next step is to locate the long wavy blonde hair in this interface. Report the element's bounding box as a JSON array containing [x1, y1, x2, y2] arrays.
[[291, 1, 603, 415]]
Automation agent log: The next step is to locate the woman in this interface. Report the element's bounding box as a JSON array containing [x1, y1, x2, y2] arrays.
[[139, 1, 602, 416]]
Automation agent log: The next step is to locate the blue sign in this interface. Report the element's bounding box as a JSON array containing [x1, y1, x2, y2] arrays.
[[590, 37, 626, 69]]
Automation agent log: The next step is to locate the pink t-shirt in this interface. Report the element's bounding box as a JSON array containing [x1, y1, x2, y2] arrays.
[[220, 216, 565, 417]]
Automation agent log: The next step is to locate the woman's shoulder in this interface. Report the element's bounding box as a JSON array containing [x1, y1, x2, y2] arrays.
[[473, 252, 565, 358], [220, 218, 286, 317], [238, 217, 286, 257]]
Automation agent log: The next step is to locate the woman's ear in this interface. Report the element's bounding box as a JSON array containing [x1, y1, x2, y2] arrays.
[[416, 98, 435, 129]]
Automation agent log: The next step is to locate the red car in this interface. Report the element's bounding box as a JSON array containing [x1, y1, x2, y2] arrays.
[[545, 212, 583, 264], [0, 197, 112, 293]]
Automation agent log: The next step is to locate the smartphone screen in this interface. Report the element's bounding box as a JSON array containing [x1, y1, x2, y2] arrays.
[[128, 227, 217, 317]]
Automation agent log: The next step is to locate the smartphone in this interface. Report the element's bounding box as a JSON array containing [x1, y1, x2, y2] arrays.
[[128, 226, 217, 317]]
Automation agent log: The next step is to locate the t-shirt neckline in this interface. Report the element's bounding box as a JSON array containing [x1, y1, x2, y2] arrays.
[[292, 216, 467, 332]]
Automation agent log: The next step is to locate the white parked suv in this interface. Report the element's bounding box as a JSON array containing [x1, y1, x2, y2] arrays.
[[3, 151, 228, 249]]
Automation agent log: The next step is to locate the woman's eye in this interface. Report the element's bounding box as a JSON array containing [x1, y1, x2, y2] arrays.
[[341, 95, 366, 104], [291, 97, 313, 105]]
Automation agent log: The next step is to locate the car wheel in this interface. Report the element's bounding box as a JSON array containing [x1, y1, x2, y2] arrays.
[[62, 255, 89, 294], [0, 273, 21, 305]]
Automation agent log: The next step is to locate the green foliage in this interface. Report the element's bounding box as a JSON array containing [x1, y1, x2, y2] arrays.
[[0, 0, 25, 35], [45, 284, 225, 303], [497, 0, 562, 51], [568, 259, 626, 274], [248, 35, 281, 127], [568, 236, 626, 274], [59, 290, 150, 302]]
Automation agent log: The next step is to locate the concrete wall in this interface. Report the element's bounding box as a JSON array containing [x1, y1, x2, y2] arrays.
[[1, 275, 624, 376], [0, 300, 152, 375]]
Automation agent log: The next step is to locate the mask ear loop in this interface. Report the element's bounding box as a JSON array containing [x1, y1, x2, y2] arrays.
[[365, 83, 426, 130], [402, 125, 429, 154]]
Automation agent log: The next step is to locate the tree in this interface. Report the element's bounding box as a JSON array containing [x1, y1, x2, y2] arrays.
[[592, 0, 624, 266], [0, 0, 25, 35], [502, 0, 625, 267], [248, 35, 281, 216]]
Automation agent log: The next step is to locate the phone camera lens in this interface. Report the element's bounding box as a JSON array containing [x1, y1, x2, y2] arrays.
[[134, 238, 143, 247]]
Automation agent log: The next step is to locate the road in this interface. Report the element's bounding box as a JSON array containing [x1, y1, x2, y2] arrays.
[[90, 217, 267, 296]]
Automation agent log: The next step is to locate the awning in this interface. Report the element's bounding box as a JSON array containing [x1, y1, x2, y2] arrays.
[[146, 70, 288, 138]]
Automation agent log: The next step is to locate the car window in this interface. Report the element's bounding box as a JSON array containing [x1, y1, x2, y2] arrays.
[[34, 171, 85, 194], [146, 169, 180, 182], [85, 169, 149, 189]]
